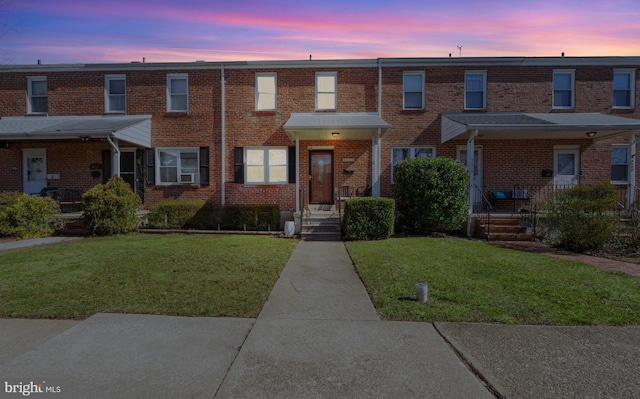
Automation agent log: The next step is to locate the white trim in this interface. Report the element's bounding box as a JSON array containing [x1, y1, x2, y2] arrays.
[[22, 148, 47, 194], [166, 73, 189, 112], [244, 147, 288, 185], [403, 71, 424, 110], [105, 74, 126, 113], [255, 72, 277, 111], [610, 144, 629, 185], [155, 147, 199, 185], [613, 68, 635, 109], [464, 70, 487, 110], [552, 69, 575, 110], [553, 145, 580, 188], [27, 76, 47, 114], [315, 72, 337, 111]]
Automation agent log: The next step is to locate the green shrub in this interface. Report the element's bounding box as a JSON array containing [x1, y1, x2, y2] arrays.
[[545, 182, 618, 252], [147, 199, 217, 229], [393, 157, 468, 234], [82, 176, 141, 236], [343, 197, 395, 240], [221, 204, 279, 231], [0, 193, 59, 238]]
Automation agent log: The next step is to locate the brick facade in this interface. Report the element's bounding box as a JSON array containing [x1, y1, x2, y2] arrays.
[[0, 57, 638, 212]]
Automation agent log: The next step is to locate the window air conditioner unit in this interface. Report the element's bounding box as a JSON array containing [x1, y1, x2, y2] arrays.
[[180, 173, 196, 184]]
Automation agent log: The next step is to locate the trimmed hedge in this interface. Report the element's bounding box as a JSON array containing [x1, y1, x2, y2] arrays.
[[82, 176, 141, 236], [0, 193, 60, 239], [221, 204, 280, 231], [147, 199, 217, 229], [393, 157, 468, 234], [343, 197, 395, 240]]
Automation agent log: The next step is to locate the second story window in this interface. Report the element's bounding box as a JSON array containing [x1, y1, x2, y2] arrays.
[[27, 77, 47, 114], [465, 71, 486, 110], [316, 72, 336, 110], [613, 69, 635, 109], [553, 70, 575, 109], [256, 73, 277, 111], [403, 72, 424, 110], [167, 73, 188, 112], [105, 74, 126, 113]]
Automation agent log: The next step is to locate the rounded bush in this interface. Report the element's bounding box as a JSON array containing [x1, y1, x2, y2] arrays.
[[82, 176, 141, 236], [393, 157, 468, 234], [343, 197, 395, 240], [0, 193, 59, 239]]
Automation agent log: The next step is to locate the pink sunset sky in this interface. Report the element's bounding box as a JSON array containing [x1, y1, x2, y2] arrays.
[[1, 0, 638, 64]]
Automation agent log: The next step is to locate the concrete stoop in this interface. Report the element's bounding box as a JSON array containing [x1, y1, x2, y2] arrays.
[[476, 217, 533, 241], [301, 207, 342, 241]]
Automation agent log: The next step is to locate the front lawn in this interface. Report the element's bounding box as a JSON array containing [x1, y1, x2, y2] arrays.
[[347, 237, 640, 325], [0, 234, 297, 319]]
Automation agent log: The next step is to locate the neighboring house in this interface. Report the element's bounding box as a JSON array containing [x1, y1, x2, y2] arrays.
[[0, 56, 639, 233]]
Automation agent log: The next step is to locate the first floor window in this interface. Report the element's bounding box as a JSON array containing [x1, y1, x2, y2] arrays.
[[391, 147, 435, 182], [246, 147, 287, 184], [157, 148, 199, 184], [611, 146, 628, 183]]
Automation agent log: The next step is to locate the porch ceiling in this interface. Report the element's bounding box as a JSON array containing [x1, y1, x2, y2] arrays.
[[284, 112, 391, 141], [0, 115, 152, 147], [441, 112, 640, 143]]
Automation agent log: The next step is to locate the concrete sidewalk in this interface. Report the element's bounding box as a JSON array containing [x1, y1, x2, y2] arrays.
[[1, 240, 639, 398]]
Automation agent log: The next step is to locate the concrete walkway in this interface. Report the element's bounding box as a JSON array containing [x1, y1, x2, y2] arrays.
[[1, 240, 639, 398]]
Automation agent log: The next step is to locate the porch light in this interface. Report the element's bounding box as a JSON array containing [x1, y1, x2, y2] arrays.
[[80, 136, 90, 142], [586, 131, 597, 138], [331, 132, 340, 137]]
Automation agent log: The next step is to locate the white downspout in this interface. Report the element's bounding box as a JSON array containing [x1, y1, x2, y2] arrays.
[[466, 130, 479, 237], [106, 136, 120, 177], [221, 64, 226, 206], [373, 58, 383, 197], [295, 133, 300, 213], [630, 132, 636, 207]]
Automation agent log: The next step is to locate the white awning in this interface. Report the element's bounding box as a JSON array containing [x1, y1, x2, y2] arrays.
[[0, 115, 152, 147], [284, 112, 390, 140], [441, 112, 640, 143]]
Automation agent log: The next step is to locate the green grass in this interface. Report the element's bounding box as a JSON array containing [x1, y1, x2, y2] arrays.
[[347, 237, 640, 325], [0, 234, 297, 319]]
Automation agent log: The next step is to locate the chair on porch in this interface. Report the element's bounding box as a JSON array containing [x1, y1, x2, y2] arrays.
[[336, 185, 352, 215]]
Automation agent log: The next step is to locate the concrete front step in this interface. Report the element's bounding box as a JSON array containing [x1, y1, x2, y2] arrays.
[[483, 233, 534, 241], [302, 211, 342, 241], [476, 218, 531, 241]]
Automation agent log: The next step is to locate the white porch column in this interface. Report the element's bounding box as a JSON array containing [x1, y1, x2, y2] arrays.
[[295, 133, 300, 213], [466, 130, 478, 237], [372, 131, 381, 197], [106, 137, 120, 177], [630, 132, 637, 207]]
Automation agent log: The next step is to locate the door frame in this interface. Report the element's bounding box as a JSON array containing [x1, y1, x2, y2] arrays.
[[119, 147, 137, 194], [308, 149, 334, 204], [553, 145, 580, 189], [22, 148, 47, 194], [456, 145, 483, 207]]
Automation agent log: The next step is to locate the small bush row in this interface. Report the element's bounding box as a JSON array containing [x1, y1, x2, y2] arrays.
[[146, 199, 218, 229], [220, 204, 280, 231], [343, 197, 395, 240], [0, 192, 60, 239]]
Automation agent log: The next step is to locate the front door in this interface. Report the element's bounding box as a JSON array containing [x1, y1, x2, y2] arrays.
[[553, 146, 580, 189], [309, 150, 333, 204], [120, 150, 136, 193], [23, 149, 47, 194], [457, 146, 483, 209]]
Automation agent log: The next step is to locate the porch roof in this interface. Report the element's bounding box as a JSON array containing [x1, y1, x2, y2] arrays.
[[284, 112, 391, 140], [0, 115, 152, 147], [441, 112, 640, 143]]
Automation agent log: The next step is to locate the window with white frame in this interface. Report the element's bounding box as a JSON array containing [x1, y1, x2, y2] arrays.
[[391, 147, 435, 182], [611, 145, 629, 183], [256, 73, 277, 111], [105, 74, 126, 113], [613, 69, 635, 109], [156, 148, 199, 184], [465, 71, 486, 110], [27, 77, 47, 114], [245, 147, 288, 184], [553, 70, 575, 109], [316, 72, 337, 110], [403, 72, 424, 110], [167, 73, 188, 112]]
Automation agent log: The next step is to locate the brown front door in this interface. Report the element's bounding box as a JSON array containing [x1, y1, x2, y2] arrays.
[[309, 150, 333, 204]]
